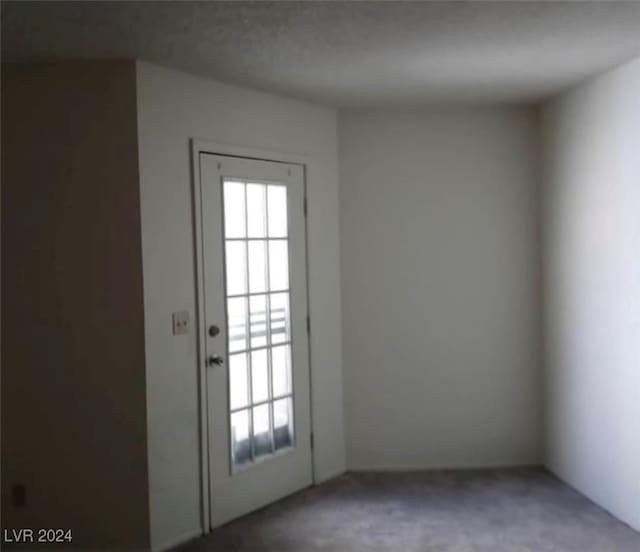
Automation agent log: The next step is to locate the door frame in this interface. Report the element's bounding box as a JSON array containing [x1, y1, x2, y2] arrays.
[[190, 139, 316, 534]]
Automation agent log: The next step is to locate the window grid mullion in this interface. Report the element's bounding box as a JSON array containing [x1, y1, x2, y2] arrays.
[[264, 185, 275, 455], [240, 181, 255, 463], [231, 393, 294, 414], [227, 289, 289, 299], [225, 237, 288, 242], [227, 340, 292, 357]]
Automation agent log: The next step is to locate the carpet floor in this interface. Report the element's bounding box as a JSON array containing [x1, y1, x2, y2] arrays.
[[176, 467, 640, 551]]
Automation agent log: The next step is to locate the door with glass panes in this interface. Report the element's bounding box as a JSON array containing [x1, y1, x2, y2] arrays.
[[199, 153, 312, 528]]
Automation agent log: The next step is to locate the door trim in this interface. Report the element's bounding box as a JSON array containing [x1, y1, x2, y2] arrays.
[[190, 139, 315, 535]]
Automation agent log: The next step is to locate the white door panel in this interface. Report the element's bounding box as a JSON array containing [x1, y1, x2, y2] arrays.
[[199, 153, 311, 528]]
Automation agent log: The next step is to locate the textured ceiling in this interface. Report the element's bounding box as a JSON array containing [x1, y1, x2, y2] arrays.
[[3, 1, 640, 106]]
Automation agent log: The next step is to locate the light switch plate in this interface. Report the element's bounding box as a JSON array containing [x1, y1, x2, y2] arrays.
[[172, 310, 190, 335]]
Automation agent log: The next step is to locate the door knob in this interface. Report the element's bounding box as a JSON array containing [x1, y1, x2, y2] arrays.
[[207, 355, 224, 367]]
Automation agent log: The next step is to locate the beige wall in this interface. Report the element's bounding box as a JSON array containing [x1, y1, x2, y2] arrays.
[[1, 62, 150, 549], [541, 57, 640, 530], [339, 107, 542, 469], [135, 62, 345, 551]]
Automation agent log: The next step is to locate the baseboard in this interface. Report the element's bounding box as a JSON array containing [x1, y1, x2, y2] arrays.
[[152, 527, 203, 552], [313, 466, 347, 485], [346, 462, 543, 472]]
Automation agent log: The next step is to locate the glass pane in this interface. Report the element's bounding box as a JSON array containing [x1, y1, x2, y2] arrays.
[[249, 294, 267, 348], [224, 180, 245, 239], [225, 241, 247, 296], [229, 353, 249, 410], [267, 185, 288, 238], [227, 297, 247, 352], [253, 404, 272, 458], [273, 398, 293, 451], [246, 183, 267, 238], [248, 240, 267, 293], [231, 409, 251, 466], [272, 345, 292, 398], [251, 349, 269, 404], [268, 240, 289, 291], [269, 292, 290, 344]]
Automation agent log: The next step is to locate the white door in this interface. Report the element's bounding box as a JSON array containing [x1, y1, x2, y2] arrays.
[[199, 153, 312, 529]]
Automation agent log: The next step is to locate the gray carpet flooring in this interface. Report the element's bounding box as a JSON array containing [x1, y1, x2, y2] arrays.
[[177, 467, 640, 551]]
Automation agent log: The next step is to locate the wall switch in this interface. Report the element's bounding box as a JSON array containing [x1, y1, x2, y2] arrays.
[[172, 310, 190, 335]]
